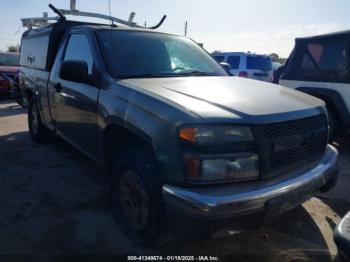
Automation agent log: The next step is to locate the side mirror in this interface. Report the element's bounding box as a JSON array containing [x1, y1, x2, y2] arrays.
[[220, 62, 233, 75], [60, 60, 90, 84]]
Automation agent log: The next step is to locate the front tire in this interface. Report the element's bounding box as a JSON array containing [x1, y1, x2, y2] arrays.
[[28, 99, 53, 143], [111, 147, 163, 245]]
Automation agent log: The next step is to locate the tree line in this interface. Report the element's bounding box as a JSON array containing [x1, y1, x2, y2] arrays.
[[3, 44, 20, 53]]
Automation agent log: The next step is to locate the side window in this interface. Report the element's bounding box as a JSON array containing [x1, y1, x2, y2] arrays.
[[299, 39, 349, 82], [227, 56, 240, 69], [20, 34, 49, 69], [213, 56, 225, 63], [64, 34, 94, 75]]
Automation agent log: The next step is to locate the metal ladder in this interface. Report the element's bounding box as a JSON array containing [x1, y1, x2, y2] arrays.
[[21, 2, 166, 30]]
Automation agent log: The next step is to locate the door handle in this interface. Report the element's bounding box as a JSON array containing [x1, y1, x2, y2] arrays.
[[54, 83, 62, 93]]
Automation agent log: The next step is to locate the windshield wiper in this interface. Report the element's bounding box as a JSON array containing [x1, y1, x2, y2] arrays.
[[118, 71, 220, 79], [173, 70, 219, 76], [119, 73, 169, 79]]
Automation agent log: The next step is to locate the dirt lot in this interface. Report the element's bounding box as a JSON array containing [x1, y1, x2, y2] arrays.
[[0, 99, 349, 261]]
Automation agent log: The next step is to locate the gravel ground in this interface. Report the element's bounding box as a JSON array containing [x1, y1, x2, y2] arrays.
[[0, 99, 349, 261]]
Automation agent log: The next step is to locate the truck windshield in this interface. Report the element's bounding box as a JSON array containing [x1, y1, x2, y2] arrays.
[[96, 30, 227, 79], [0, 53, 19, 66]]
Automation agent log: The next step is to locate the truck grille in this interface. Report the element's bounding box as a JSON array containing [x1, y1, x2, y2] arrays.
[[253, 114, 328, 178]]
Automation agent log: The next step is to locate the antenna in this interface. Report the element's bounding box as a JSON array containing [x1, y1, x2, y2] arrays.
[[107, 0, 113, 25]]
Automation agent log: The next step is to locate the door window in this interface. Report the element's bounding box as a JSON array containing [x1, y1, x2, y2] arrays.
[[300, 41, 348, 82], [285, 38, 350, 83], [64, 34, 94, 75]]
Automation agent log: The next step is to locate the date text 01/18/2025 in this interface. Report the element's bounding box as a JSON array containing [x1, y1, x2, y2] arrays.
[[127, 256, 220, 261]]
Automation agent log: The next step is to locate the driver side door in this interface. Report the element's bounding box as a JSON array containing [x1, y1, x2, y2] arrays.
[[49, 33, 100, 158]]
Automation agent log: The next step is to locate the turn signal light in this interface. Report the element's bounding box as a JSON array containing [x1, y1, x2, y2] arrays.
[[179, 127, 197, 143]]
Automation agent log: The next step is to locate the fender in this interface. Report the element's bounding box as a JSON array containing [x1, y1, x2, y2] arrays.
[[101, 115, 158, 167], [100, 115, 175, 180], [103, 115, 154, 146], [296, 87, 350, 125]]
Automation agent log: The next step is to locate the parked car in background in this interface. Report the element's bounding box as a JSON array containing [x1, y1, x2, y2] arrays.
[[213, 52, 273, 82], [272, 61, 282, 83], [272, 61, 282, 71], [279, 30, 350, 139], [0, 52, 19, 96], [334, 211, 350, 259]]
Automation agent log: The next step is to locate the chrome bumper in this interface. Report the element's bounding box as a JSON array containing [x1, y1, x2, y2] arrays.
[[163, 145, 339, 218]]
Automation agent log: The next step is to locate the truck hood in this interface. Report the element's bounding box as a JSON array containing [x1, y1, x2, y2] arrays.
[[120, 76, 325, 123]]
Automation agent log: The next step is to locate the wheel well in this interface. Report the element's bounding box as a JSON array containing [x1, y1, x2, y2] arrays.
[[309, 93, 341, 123], [104, 124, 155, 171]]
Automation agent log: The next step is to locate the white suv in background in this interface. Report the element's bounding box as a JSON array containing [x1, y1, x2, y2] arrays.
[[213, 52, 274, 82]]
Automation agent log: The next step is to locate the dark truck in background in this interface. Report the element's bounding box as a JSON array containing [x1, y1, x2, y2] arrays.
[[19, 18, 339, 244]]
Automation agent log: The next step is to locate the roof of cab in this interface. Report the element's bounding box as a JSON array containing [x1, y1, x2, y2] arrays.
[[296, 29, 350, 42], [73, 24, 175, 36]]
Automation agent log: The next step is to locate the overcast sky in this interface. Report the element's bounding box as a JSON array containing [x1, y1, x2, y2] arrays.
[[1, 0, 350, 57]]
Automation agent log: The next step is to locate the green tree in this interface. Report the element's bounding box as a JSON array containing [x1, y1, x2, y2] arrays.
[[270, 53, 287, 64], [7, 44, 19, 53], [269, 53, 287, 64], [270, 53, 279, 61]]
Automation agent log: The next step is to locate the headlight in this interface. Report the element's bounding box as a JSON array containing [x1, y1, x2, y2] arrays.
[[179, 126, 259, 183], [185, 154, 259, 182], [202, 155, 259, 181], [179, 126, 253, 145]]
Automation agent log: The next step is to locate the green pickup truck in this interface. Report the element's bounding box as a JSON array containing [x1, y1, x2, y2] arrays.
[[20, 8, 339, 244]]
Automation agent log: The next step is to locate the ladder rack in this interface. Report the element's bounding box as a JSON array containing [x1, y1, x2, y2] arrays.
[[21, 12, 59, 29], [21, 3, 166, 30]]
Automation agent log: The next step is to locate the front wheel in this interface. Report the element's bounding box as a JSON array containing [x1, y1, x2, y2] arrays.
[[111, 147, 163, 245], [28, 99, 53, 143]]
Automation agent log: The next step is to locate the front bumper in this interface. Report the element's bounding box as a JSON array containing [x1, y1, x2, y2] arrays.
[[163, 145, 339, 237]]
